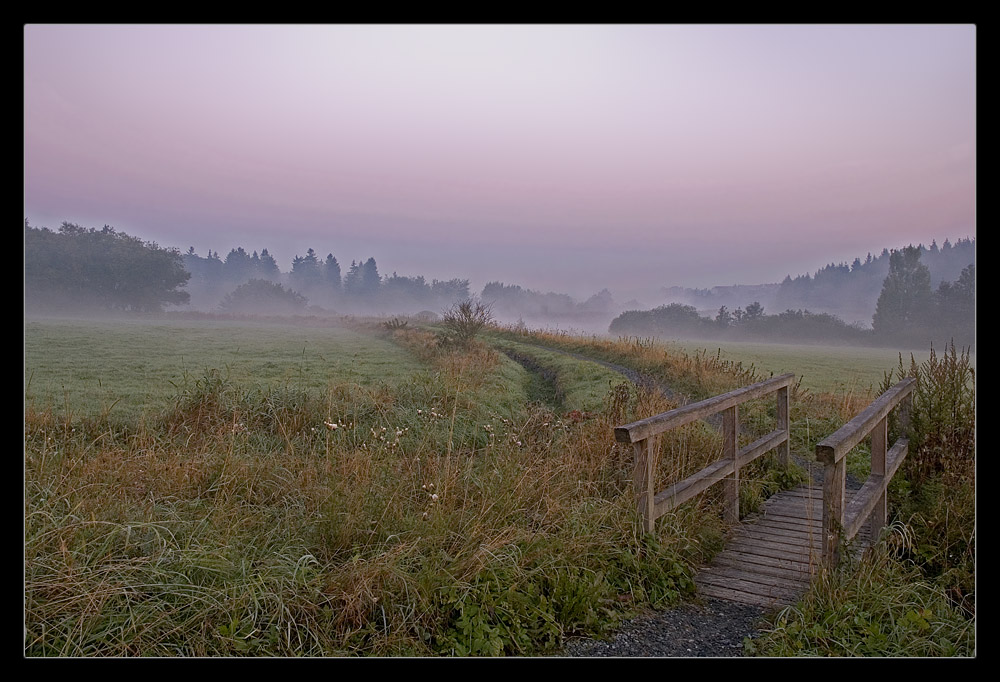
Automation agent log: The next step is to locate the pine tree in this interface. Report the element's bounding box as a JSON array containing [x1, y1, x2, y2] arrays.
[[872, 246, 933, 342]]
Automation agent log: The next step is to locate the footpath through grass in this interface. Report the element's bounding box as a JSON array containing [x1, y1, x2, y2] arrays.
[[23, 317, 975, 656]]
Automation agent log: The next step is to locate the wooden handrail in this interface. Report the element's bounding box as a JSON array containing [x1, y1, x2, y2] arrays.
[[818, 377, 914, 565], [615, 373, 795, 533], [615, 373, 795, 444]]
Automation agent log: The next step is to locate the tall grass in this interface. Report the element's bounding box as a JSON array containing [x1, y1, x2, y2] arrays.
[[26, 328, 729, 656]]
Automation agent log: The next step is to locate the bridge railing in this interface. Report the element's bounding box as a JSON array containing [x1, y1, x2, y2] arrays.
[[614, 373, 795, 533], [816, 377, 915, 565]]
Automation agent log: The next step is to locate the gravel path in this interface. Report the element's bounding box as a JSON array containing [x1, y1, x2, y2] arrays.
[[561, 598, 770, 657]]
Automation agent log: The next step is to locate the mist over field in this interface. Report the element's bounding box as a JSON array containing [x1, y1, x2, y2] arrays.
[[23, 25, 977, 659]]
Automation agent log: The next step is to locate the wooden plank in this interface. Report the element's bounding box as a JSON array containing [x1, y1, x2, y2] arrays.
[[815, 378, 915, 464], [694, 582, 793, 608], [754, 507, 823, 528], [822, 459, 846, 565], [712, 553, 818, 581], [698, 565, 810, 592], [844, 439, 908, 540], [725, 539, 818, 563], [633, 438, 655, 533], [652, 458, 733, 515], [735, 429, 788, 469], [732, 530, 823, 554], [695, 573, 803, 601], [615, 373, 794, 443], [777, 386, 790, 467], [732, 524, 821, 544], [723, 405, 739, 525]]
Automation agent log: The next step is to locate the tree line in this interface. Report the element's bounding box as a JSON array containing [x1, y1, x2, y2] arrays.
[[25, 221, 190, 313], [611, 245, 974, 348], [24, 221, 474, 315], [661, 238, 974, 327]]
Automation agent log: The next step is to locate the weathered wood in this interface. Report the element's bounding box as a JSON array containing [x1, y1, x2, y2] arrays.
[[733, 524, 821, 544], [695, 582, 794, 608], [652, 458, 734, 515], [818, 379, 912, 568], [869, 416, 888, 541], [633, 438, 655, 533], [614, 373, 794, 444], [777, 386, 790, 467], [822, 458, 846, 565], [712, 553, 817, 580], [815, 378, 915, 464], [844, 439, 908, 540], [648, 428, 787, 517], [736, 429, 788, 470], [695, 573, 803, 601], [699, 565, 810, 592], [723, 405, 740, 524], [726, 539, 817, 563]]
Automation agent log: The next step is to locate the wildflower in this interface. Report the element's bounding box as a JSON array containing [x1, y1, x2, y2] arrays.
[[324, 421, 339, 430], [431, 493, 439, 501]]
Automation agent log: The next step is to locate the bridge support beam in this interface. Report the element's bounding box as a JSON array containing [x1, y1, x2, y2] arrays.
[[723, 406, 740, 525]]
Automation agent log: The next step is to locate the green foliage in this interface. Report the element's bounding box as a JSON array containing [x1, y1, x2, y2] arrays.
[[440, 299, 494, 347], [881, 342, 975, 485], [219, 279, 308, 315], [25, 222, 190, 312], [873, 246, 933, 341], [746, 524, 974, 656]]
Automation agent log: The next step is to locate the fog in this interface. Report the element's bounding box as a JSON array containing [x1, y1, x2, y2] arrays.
[[25, 25, 975, 305]]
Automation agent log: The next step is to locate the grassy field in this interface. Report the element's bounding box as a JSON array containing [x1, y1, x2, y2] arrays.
[[23, 316, 975, 657], [24, 318, 430, 421], [647, 339, 974, 396]]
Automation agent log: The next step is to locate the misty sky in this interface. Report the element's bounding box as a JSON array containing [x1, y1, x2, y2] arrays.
[[24, 24, 975, 299]]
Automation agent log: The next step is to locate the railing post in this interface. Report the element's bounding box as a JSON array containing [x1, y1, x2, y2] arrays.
[[723, 405, 739, 524], [777, 385, 790, 468], [633, 437, 656, 533], [822, 457, 845, 566], [869, 416, 888, 543]]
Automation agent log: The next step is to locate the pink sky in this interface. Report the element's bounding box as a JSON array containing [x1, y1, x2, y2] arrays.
[[24, 24, 975, 299]]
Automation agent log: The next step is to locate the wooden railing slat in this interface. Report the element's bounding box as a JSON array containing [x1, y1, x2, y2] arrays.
[[819, 379, 913, 566], [615, 373, 795, 444], [653, 459, 734, 515], [843, 439, 908, 540], [815, 378, 915, 464]]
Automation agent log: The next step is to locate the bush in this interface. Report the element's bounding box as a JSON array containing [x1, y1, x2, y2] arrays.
[[219, 279, 307, 315], [440, 299, 493, 347], [881, 342, 975, 485]]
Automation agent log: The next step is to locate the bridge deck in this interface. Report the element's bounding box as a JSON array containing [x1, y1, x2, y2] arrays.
[[695, 483, 869, 608]]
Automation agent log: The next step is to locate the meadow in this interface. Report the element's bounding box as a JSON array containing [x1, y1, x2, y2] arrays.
[[663, 339, 974, 396], [23, 316, 975, 656], [24, 318, 429, 422]]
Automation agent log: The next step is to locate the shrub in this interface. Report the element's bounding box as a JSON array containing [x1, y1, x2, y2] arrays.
[[219, 279, 307, 315], [440, 299, 494, 347]]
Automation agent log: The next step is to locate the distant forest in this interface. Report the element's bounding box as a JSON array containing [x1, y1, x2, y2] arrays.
[[613, 242, 975, 349], [662, 238, 975, 327], [24, 220, 974, 349], [23, 221, 614, 321]]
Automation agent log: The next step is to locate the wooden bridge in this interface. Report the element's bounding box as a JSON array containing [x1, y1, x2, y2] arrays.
[[614, 374, 914, 608]]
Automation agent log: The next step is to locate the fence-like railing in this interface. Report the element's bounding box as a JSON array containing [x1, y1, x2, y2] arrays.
[[816, 378, 915, 565], [614, 373, 795, 533]]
